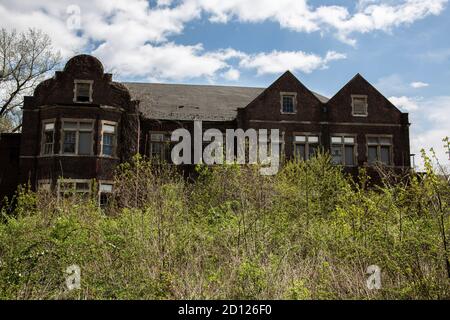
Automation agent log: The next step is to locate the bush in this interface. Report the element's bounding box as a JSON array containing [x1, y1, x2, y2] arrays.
[[0, 148, 449, 299]]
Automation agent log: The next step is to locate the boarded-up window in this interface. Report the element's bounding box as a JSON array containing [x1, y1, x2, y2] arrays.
[[74, 81, 93, 103], [352, 95, 368, 116]]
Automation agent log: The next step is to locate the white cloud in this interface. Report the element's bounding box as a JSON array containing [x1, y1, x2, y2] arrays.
[[376, 74, 411, 96], [222, 68, 240, 81], [405, 96, 450, 170], [389, 96, 420, 111], [93, 42, 232, 81], [410, 81, 429, 88], [0, 0, 351, 81], [239, 50, 346, 75], [410, 81, 430, 89], [194, 0, 448, 45]]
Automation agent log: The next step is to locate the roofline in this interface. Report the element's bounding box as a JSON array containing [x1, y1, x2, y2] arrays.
[[123, 81, 265, 90], [327, 73, 405, 114]]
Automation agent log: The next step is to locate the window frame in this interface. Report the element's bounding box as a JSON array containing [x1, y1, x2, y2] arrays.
[[280, 92, 298, 114], [330, 134, 358, 167], [37, 179, 52, 192], [98, 181, 114, 208], [60, 119, 95, 156], [41, 119, 56, 156], [292, 132, 320, 160], [73, 80, 94, 104], [57, 178, 92, 200], [149, 131, 173, 162], [365, 134, 394, 166], [351, 94, 368, 117], [100, 121, 118, 158]]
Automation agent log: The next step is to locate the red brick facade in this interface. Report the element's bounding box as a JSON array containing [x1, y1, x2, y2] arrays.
[[0, 54, 411, 203]]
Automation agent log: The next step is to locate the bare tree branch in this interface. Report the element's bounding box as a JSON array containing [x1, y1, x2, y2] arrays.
[[0, 28, 61, 131]]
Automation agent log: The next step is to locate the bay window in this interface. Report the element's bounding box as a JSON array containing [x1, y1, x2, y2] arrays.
[[61, 120, 94, 155], [101, 122, 117, 157]]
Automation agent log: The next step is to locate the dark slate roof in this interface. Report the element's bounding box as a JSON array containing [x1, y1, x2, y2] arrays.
[[124, 82, 329, 121]]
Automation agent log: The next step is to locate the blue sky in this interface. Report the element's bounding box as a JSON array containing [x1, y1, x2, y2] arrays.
[[1, 0, 449, 167]]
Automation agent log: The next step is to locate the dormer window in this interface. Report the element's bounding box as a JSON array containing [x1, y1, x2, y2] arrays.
[[352, 95, 368, 117], [74, 80, 93, 103], [281, 92, 297, 114]]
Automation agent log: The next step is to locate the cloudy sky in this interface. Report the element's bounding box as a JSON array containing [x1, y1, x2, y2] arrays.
[[1, 0, 449, 168]]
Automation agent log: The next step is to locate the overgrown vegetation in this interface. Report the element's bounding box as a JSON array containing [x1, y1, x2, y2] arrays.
[[0, 143, 449, 300]]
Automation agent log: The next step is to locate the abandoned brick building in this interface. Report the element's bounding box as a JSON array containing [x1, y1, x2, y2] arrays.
[[0, 54, 411, 204]]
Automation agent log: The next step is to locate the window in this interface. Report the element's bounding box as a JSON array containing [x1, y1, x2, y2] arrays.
[[149, 132, 172, 162], [38, 180, 51, 192], [61, 120, 94, 155], [281, 92, 297, 114], [367, 136, 393, 165], [58, 179, 91, 199], [99, 183, 113, 208], [101, 122, 117, 157], [293, 134, 319, 160], [41, 122, 55, 155], [352, 95, 368, 116], [331, 136, 356, 166], [74, 80, 93, 103]]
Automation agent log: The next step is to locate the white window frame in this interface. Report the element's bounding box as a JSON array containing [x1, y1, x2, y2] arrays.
[[293, 133, 320, 160], [73, 80, 94, 103], [37, 179, 52, 192], [100, 121, 118, 158], [330, 134, 357, 167], [60, 119, 95, 156], [280, 92, 297, 114], [57, 178, 92, 200], [99, 181, 114, 207], [351, 95, 368, 117], [366, 135, 394, 166], [41, 120, 56, 156]]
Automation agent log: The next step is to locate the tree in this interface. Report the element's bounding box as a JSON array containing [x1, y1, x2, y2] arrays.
[[0, 28, 61, 132]]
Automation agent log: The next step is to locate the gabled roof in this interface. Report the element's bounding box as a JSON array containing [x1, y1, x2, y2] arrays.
[[124, 82, 328, 121], [326, 73, 404, 114]]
